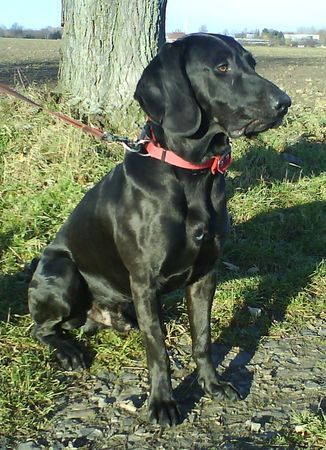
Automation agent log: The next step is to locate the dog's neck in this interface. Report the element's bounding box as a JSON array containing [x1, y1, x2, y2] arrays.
[[148, 120, 230, 165]]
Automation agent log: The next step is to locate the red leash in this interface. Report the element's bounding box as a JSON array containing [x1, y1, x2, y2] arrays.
[[0, 83, 232, 175], [0, 83, 106, 140]]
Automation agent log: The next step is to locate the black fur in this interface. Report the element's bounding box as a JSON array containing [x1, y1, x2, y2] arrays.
[[28, 34, 290, 426]]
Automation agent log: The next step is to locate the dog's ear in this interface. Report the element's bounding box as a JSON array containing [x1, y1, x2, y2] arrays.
[[134, 41, 201, 137]]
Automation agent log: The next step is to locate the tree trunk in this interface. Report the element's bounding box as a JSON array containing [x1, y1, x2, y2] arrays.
[[60, 0, 167, 131]]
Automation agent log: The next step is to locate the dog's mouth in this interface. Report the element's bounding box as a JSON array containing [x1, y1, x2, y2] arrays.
[[228, 114, 286, 139]]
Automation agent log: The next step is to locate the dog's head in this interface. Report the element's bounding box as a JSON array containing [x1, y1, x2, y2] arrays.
[[135, 33, 291, 142]]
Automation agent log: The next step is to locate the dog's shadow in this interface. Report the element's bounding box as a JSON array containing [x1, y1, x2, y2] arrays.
[[0, 228, 31, 320], [227, 137, 325, 193], [168, 196, 325, 420], [160, 139, 325, 419]]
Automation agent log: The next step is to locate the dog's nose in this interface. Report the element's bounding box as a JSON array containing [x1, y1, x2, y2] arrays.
[[272, 93, 291, 114]]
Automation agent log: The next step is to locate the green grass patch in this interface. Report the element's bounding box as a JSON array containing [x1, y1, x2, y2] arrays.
[[0, 317, 66, 436], [272, 407, 326, 449]]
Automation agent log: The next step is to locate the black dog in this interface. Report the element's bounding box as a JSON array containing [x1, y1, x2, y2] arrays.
[[28, 34, 291, 426]]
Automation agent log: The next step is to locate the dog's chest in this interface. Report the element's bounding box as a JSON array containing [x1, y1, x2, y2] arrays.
[[184, 175, 222, 243], [186, 197, 221, 261], [160, 188, 222, 291], [186, 200, 214, 243]]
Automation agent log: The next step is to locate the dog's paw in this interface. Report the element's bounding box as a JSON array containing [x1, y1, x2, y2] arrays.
[[148, 398, 181, 427], [55, 340, 88, 371], [199, 374, 242, 401]]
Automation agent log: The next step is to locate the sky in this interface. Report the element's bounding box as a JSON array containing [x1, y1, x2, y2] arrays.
[[0, 0, 325, 33]]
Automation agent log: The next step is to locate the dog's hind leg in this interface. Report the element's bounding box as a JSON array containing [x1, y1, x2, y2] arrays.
[[28, 249, 91, 370]]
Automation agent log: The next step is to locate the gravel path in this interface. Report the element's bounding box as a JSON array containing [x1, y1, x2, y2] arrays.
[[8, 320, 326, 450]]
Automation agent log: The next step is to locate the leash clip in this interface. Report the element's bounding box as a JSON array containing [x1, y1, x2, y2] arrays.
[[102, 131, 149, 155], [122, 139, 150, 156]]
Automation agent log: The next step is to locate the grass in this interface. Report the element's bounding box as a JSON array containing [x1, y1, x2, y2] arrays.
[[0, 44, 325, 446], [0, 38, 60, 65], [0, 317, 63, 435], [272, 407, 326, 449]]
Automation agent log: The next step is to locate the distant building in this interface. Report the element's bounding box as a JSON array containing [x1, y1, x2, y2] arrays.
[[284, 33, 320, 42], [237, 38, 270, 46], [246, 33, 257, 39]]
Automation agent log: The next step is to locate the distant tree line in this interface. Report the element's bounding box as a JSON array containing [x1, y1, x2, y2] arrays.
[[0, 23, 62, 39], [261, 29, 285, 45], [2, 22, 326, 46]]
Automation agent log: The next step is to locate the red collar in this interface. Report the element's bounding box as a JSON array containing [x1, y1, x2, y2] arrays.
[[145, 140, 232, 175]]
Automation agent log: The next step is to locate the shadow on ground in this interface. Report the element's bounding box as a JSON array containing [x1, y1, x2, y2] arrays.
[[167, 139, 326, 419], [171, 197, 325, 420], [0, 228, 32, 320]]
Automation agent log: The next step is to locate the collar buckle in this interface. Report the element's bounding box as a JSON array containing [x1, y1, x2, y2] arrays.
[[211, 150, 232, 175]]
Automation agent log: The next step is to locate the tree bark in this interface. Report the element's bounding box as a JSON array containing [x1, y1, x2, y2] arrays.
[[60, 0, 167, 130]]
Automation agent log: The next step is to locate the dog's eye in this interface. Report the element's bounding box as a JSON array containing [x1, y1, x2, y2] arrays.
[[216, 64, 229, 73]]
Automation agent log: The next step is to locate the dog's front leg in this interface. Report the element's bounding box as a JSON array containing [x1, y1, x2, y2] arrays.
[[186, 271, 241, 400], [131, 279, 180, 426]]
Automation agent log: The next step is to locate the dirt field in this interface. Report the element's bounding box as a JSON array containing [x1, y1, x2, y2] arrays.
[[249, 46, 326, 107], [0, 38, 60, 86], [0, 37, 325, 107]]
